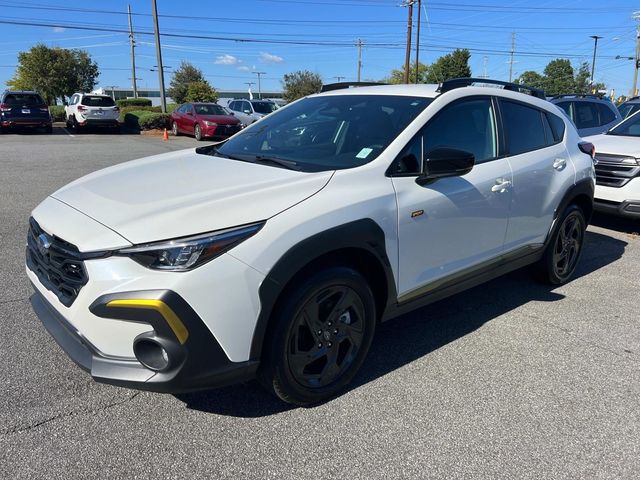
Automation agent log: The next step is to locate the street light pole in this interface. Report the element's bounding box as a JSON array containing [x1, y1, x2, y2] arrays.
[[590, 35, 603, 89], [151, 0, 166, 113]]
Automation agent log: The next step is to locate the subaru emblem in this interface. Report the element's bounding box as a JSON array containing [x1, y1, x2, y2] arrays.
[[37, 233, 51, 256]]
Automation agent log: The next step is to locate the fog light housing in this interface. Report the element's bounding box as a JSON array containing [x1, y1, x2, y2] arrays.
[[134, 338, 170, 371]]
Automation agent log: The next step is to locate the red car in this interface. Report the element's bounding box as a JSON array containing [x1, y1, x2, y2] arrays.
[[171, 103, 243, 141]]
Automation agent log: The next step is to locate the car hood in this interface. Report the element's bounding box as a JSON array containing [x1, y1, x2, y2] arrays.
[[584, 133, 640, 157], [198, 114, 239, 125], [51, 149, 333, 245]]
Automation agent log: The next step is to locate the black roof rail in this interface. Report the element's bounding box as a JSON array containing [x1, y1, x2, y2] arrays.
[[549, 93, 605, 100], [437, 77, 546, 100], [321, 82, 387, 92]]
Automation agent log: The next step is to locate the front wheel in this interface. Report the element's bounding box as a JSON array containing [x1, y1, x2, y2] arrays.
[[258, 266, 376, 406], [194, 123, 203, 141], [534, 204, 586, 285]]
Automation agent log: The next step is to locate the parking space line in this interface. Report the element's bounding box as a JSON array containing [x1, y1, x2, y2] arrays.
[[63, 128, 75, 138]]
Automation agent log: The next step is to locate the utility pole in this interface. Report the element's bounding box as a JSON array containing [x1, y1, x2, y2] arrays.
[[632, 12, 640, 96], [414, 0, 421, 84], [482, 56, 488, 79], [403, 1, 414, 83], [253, 71, 266, 99], [150, 0, 166, 112], [127, 5, 138, 98], [356, 39, 363, 82], [508, 32, 515, 82], [590, 35, 603, 89]]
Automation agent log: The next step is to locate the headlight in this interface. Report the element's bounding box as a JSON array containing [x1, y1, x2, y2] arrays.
[[203, 121, 217, 127], [117, 222, 264, 271]]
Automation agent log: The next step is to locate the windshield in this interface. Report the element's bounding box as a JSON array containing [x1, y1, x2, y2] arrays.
[[214, 95, 432, 172], [251, 101, 277, 114], [81, 96, 115, 107], [618, 102, 640, 119], [608, 109, 640, 136], [195, 104, 228, 115]]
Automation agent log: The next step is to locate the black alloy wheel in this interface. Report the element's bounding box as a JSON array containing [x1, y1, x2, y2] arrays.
[[552, 210, 584, 280], [259, 266, 376, 406]]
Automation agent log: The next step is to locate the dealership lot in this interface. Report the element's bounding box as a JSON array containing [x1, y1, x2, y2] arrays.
[[1, 128, 639, 479]]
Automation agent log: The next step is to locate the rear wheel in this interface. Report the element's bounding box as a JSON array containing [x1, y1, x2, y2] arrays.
[[259, 266, 376, 406], [44, 124, 53, 134], [194, 123, 203, 141], [534, 204, 586, 285], [172, 121, 179, 136], [73, 117, 83, 134]]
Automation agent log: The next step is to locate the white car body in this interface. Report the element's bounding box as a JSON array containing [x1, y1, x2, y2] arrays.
[[585, 130, 640, 218], [27, 82, 595, 400], [65, 93, 120, 130]]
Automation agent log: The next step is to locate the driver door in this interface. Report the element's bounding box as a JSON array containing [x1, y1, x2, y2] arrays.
[[390, 96, 512, 299]]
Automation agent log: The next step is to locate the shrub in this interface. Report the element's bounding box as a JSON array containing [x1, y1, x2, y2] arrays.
[[166, 103, 178, 113], [119, 105, 161, 121], [124, 110, 170, 130], [49, 105, 65, 122], [117, 98, 152, 108]]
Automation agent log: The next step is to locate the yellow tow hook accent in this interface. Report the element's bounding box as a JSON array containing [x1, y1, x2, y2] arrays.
[[106, 299, 189, 345]]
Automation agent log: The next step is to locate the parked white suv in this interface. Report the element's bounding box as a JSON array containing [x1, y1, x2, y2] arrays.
[[65, 93, 120, 132], [585, 111, 640, 219], [27, 79, 595, 405]]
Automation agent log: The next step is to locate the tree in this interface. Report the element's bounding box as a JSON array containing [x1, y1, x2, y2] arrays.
[[574, 62, 591, 94], [425, 49, 471, 83], [167, 61, 207, 104], [282, 70, 323, 102], [386, 62, 430, 84], [543, 59, 575, 95], [7, 44, 98, 104], [515, 71, 545, 90], [184, 81, 218, 103]]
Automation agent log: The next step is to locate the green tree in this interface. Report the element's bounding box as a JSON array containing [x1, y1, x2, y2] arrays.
[[425, 49, 471, 83], [282, 70, 323, 102], [542, 59, 576, 95], [7, 44, 98, 104], [184, 81, 218, 103], [167, 61, 207, 104], [515, 71, 545, 90], [386, 62, 430, 84], [574, 62, 591, 94]]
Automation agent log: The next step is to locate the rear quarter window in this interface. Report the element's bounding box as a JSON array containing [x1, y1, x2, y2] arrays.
[[545, 112, 566, 143]]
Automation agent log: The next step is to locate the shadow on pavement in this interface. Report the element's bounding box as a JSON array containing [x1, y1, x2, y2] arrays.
[[176, 230, 627, 417], [591, 212, 640, 236]]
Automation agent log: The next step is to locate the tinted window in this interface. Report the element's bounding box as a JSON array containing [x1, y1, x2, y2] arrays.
[[215, 95, 432, 172], [556, 102, 571, 117], [252, 101, 277, 114], [423, 98, 497, 163], [4, 93, 45, 105], [608, 111, 640, 137], [500, 100, 546, 155], [546, 112, 566, 143], [242, 101, 252, 112], [228, 101, 238, 111], [597, 103, 616, 124], [573, 102, 600, 129], [392, 132, 422, 175], [194, 104, 227, 115], [81, 96, 115, 107]]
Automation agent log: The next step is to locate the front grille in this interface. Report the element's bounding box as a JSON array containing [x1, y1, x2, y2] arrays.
[[26, 218, 88, 307], [594, 153, 640, 188], [215, 124, 242, 137]]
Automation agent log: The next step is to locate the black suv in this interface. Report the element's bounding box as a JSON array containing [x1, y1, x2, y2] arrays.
[[0, 90, 52, 133]]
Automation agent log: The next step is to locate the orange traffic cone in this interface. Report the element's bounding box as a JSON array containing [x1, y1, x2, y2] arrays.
[[163, 128, 169, 141]]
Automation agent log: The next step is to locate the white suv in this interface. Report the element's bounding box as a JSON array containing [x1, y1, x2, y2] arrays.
[[584, 112, 640, 219], [27, 79, 595, 405], [65, 93, 120, 132]]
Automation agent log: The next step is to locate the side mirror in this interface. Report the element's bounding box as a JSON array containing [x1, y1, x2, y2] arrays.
[[244, 109, 252, 114], [417, 148, 475, 184]]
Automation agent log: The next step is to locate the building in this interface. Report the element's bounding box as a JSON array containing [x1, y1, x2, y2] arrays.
[[93, 87, 283, 106]]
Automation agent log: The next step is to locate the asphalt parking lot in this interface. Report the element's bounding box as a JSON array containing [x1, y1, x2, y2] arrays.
[[1, 126, 639, 479]]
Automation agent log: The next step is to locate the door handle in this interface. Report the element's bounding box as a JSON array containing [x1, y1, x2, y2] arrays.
[[491, 178, 511, 193], [553, 158, 567, 170]]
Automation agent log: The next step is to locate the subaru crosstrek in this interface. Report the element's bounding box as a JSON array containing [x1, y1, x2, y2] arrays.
[[27, 79, 595, 405]]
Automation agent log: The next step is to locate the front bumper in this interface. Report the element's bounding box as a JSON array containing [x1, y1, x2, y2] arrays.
[[594, 199, 640, 219], [31, 287, 258, 393], [202, 124, 242, 139]]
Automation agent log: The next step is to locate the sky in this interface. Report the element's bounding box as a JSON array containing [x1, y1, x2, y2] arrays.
[[0, 0, 638, 97]]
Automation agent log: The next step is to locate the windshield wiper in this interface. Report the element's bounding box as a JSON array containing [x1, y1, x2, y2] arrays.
[[254, 155, 301, 170]]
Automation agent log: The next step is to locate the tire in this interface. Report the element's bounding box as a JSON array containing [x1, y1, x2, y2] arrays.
[[65, 116, 72, 129], [73, 117, 83, 134], [258, 266, 376, 406], [44, 124, 53, 134], [113, 123, 121, 134], [194, 123, 203, 141], [172, 121, 179, 136], [534, 204, 586, 285]]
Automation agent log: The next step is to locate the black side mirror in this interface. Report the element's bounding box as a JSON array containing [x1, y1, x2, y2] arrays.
[[417, 148, 475, 184]]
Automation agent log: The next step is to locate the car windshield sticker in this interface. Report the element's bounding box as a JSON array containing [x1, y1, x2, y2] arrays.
[[356, 148, 373, 159]]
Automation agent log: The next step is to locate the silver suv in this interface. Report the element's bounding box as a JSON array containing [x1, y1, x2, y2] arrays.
[[550, 94, 621, 137], [226, 98, 277, 125]]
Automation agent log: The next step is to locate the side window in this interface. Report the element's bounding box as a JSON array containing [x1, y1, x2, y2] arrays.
[[573, 102, 599, 129], [228, 101, 237, 111], [422, 97, 497, 163], [244, 101, 252, 113], [597, 103, 616, 125], [500, 100, 547, 155], [545, 112, 566, 143], [555, 102, 572, 118]]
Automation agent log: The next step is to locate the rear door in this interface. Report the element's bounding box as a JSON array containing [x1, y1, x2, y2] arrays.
[[391, 96, 512, 298], [499, 99, 575, 251]]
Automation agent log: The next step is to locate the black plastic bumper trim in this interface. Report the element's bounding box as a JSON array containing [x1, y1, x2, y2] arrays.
[[31, 288, 258, 393], [594, 199, 640, 219]]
